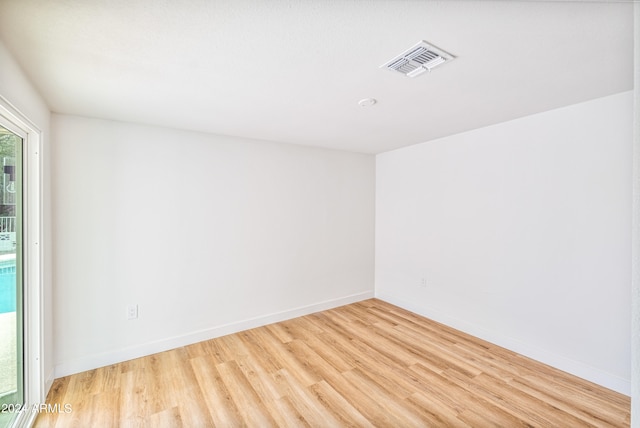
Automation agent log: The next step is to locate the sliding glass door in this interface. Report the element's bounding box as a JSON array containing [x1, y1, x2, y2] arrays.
[[0, 124, 23, 428]]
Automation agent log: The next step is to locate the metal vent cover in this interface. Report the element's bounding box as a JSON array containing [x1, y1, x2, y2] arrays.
[[381, 41, 454, 77]]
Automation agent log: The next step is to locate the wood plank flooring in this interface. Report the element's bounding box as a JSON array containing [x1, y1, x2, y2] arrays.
[[34, 299, 630, 427]]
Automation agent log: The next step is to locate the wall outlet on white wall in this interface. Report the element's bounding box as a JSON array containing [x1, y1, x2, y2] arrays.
[[127, 304, 138, 320], [419, 277, 427, 288]]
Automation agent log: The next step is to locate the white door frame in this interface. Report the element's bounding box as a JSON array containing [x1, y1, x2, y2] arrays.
[[632, 4, 639, 427], [0, 96, 43, 428]]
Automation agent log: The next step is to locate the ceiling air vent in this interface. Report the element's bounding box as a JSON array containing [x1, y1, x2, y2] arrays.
[[381, 41, 454, 77]]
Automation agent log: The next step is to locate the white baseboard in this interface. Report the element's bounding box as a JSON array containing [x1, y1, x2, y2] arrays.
[[54, 291, 374, 378], [44, 369, 55, 399], [376, 292, 631, 397]]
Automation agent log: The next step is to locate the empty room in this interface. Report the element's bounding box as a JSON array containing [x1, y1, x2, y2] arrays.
[[0, 0, 637, 427]]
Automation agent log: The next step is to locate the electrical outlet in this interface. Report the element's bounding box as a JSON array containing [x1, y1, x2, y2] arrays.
[[419, 278, 427, 288], [127, 304, 138, 320]]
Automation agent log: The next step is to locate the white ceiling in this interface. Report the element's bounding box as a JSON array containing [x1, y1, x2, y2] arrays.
[[0, 0, 633, 154]]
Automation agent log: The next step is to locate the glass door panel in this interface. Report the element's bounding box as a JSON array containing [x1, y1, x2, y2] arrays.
[[0, 125, 22, 428]]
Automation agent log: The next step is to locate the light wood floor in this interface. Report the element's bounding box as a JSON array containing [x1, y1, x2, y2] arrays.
[[35, 299, 630, 427]]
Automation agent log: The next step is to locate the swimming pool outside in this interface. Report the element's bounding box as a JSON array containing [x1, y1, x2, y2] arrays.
[[0, 255, 16, 314], [0, 254, 17, 412]]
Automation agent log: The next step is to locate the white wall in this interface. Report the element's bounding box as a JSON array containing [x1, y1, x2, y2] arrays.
[[631, 3, 639, 424], [51, 114, 375, 376], [376, 91, 633, 395], [0, 41, 53, 391]]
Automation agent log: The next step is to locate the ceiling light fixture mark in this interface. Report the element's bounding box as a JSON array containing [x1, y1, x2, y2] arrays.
[[358, 98, 377, 107]]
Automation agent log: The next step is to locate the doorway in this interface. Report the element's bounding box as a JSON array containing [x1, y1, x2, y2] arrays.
[[0, 99, 43, 428]]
